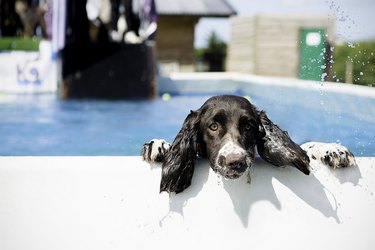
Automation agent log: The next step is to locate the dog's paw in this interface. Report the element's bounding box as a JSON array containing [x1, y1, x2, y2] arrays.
[[301, 142, 357, 169], [141, 139, 170, 162]]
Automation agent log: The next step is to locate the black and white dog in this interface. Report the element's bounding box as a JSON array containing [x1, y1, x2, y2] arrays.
[[141, 95, 356, 194]]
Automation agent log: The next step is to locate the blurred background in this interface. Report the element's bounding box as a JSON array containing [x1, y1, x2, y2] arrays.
[[195, 0, 375, 85], [0, 0, 374, 156], [1, 0, 374, 91]]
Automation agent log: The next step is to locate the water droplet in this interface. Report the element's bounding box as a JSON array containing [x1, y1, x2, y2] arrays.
[[321, 72, 328, 81]]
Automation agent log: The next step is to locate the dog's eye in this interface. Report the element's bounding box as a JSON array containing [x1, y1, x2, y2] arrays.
[[245, 123, 252, 131], [209, 123, 219, 131]]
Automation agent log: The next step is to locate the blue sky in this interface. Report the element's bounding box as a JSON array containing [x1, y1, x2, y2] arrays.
[[194, 0, 375, 48]]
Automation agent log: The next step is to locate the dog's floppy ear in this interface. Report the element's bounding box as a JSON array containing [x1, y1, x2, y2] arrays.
[[256, 111, 310, 175], [160, 110, 201, 194]]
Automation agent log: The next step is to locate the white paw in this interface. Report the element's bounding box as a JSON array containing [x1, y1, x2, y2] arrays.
[[301, 142, 357, 169], [141, 139, 170, 162]]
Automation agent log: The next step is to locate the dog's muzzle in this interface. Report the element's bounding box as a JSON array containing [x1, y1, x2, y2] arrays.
[[216, 142, 250, 179]]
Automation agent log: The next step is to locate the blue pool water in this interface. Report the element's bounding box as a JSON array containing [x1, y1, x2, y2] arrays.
[[0, 83, 374, 156]]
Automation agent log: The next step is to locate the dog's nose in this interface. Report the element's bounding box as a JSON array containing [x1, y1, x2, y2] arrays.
[[219, 153, 246, 169]]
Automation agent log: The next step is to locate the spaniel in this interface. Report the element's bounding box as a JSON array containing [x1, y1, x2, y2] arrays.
[[141, 95, 356, 194]]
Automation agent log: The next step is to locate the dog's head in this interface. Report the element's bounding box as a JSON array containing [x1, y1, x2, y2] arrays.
[[198, 95, 259, 179], [160, 95, 309, 194], [160, 95, 261, 193]]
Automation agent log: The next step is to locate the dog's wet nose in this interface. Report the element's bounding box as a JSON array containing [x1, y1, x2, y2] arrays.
[[219, 153, 246, 169]]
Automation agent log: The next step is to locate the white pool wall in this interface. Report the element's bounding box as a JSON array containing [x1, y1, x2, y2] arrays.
[[158, 72, 375, 98], [1, 156, 375, 250]]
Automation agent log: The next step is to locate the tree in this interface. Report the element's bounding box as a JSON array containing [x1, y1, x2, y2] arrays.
[[329, 41, 375, 87], [196, 31, 227, 72]]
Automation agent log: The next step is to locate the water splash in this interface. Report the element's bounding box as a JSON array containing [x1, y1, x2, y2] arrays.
[[326, 0, 359, 41], [347, 42, 355, 48], [321, 72, 328, 82]]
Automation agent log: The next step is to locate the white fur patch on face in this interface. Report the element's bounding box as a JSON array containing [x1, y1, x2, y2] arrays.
[[218, 141, 247, 160], [301, 142, 357, 169], [213, 140, 252, 180]]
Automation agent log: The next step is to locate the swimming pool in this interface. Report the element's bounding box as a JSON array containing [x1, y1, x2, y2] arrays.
[[1, 74, 374, 156]]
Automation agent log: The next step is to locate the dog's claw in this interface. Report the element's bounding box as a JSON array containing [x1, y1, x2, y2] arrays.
[[141, 139, 170, 162], [301, 142, 357, 169]]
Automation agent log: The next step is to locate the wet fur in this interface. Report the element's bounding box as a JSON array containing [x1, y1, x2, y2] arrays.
[[142, 95, 310, 194], [141, 95, 356, 194]]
